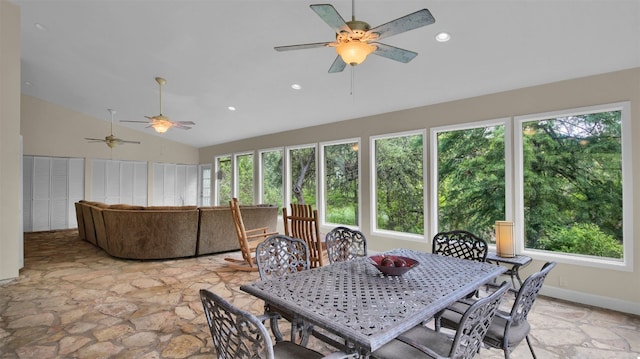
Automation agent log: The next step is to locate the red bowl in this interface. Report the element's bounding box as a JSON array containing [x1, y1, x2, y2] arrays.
[[369, 255, 419, 276]]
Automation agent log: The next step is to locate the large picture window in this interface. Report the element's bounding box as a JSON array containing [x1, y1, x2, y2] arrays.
[[516, 102, 631, 266], [199, 164, 211, 206], [371, 131, 425, 236], [215, 155, 232, 206], [321, 139, 360, 226], [235, 152, 254, 205], [432, 121, 508, 242], [260, 149, 283, 213], [287, 145, 316, 207]]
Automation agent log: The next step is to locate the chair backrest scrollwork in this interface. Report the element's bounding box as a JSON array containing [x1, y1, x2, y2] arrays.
[[325, 226, 367, 264], [256, 235, 310, 281], [432, 230, 488, 262]]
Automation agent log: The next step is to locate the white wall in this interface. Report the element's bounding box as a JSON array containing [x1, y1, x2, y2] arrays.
[[0, 0, 22, 281]]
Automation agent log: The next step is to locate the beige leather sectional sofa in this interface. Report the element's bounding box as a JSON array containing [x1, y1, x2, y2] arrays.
[[74, 201, 278, 260]]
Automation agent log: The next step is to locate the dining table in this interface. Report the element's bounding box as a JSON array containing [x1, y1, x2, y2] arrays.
[[240, 248, 506, 357]]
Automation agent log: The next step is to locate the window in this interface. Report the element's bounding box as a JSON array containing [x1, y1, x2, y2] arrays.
[[287, 145, 316, 207], [321, 139, 360, 226], [215, 155, 232, 206], [259, 148, 283, 213], [235, 152, 254, 205], [431, 120, 509, 242], [199, 164, 211, 206], [371, 131, 425, 236], [515, 102, 631, 268]]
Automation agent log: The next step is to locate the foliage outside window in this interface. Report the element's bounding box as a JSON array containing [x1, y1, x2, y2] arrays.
[[323, 141, 359, 226], [215, 155, 231, 206], [520, 107, 624, 260], [436, 124, 506, 242], [373, 132, 424, 235], [289, 146, 316, 206], [235, 153, 254, 205], [260, 149, 283, 214]]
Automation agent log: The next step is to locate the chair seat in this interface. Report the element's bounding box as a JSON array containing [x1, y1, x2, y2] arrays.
[[273, 340, 325, 358], [440, 305, 531, 349], [372, 325, 451, 359], [483, 312, 531, 349]]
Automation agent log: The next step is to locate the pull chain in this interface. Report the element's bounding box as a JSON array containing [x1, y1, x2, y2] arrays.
[[350, 66, 355, 97]]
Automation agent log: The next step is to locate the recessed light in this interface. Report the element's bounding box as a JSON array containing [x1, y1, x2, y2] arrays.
[[34, 23, 46, 31], [435, 32, 451, 42], [228, 106, 236, 111], [291, 84, 302, 90], [24, 81, 32, 86]]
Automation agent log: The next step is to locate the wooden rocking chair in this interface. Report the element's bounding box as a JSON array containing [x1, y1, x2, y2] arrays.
[[225, 197, 277, 271], [283, 203, 324, 268]]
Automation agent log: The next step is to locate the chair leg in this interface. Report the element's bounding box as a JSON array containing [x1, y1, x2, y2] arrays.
[[525, 335, 537, 359], [269, 316, 284, 342]]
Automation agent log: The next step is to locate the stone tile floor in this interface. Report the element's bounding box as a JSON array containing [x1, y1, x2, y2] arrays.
[[1, 230, 639, 358]]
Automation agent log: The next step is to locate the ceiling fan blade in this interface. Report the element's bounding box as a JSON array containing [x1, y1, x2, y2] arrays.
[[275, 42, 333, 52], [176, 121, 195, 125], [120, 140, 141, 144], [328, 55, 347, 73], [120, 120, 150, 124], [84, 138, 105, 142], [173, 124, 193, 130], [369, 9, 435, 41], [372, 42, 418, 63], [310, 4, 350, 34]]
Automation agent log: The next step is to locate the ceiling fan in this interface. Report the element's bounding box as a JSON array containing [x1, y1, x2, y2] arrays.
[[121, 77, 195, 134], [85, 109, 141, 148], [274, 2, 435, 73]]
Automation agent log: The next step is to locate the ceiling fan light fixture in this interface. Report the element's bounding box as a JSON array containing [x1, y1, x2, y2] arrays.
[[151, 118, 172, 134], [336, 40, 376, 66]]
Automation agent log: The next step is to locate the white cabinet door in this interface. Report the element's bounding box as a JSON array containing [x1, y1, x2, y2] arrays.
[[23, 156, 85, 231], [92, 159, 147, 205], [50, 158, 68, 230], [32, 157, 51, 231]]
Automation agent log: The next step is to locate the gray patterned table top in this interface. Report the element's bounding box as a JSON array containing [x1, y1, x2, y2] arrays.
[[241, 248, 506, 355]]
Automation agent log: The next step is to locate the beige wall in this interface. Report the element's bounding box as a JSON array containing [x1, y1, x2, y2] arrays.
[[200, 68, 640, 314], [21, 95, 200, 204], [21, 95, 199, 164], [0, 0, 22, 281]]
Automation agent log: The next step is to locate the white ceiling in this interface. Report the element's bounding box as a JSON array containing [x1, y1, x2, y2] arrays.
[[14, 0, 640, 148]]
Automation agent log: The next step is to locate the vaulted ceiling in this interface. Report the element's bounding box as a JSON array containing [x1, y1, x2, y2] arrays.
[[15, 0, 640, 148]]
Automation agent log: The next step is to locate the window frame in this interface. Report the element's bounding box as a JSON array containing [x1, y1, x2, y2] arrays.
[[429, 118, 512, 244], [258, 147, 284, 213], [319, 137, 362, 229], [198, 163, 212, 206], [514, 101, 633, 271], [234, 151, 255, 205], [214, 154, 232, 206], [285, 143, 318, 210], [370, 129, 427, 242]]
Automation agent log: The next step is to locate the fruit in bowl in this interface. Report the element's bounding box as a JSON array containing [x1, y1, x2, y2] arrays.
[[369, 254, 419, 276]]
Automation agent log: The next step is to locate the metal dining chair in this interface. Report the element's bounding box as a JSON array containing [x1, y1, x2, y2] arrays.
[[371, 281, 510, 359], [199, 289, 356, 359], [325, 226, 367, 264], [432, 230, 488, 262], [256, 234, 312, 344], [437, 262, 557, 359], [433, 230, 489, 298]]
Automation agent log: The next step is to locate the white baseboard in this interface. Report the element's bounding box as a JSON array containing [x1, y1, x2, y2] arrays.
[[541, 285, 640, 316]]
